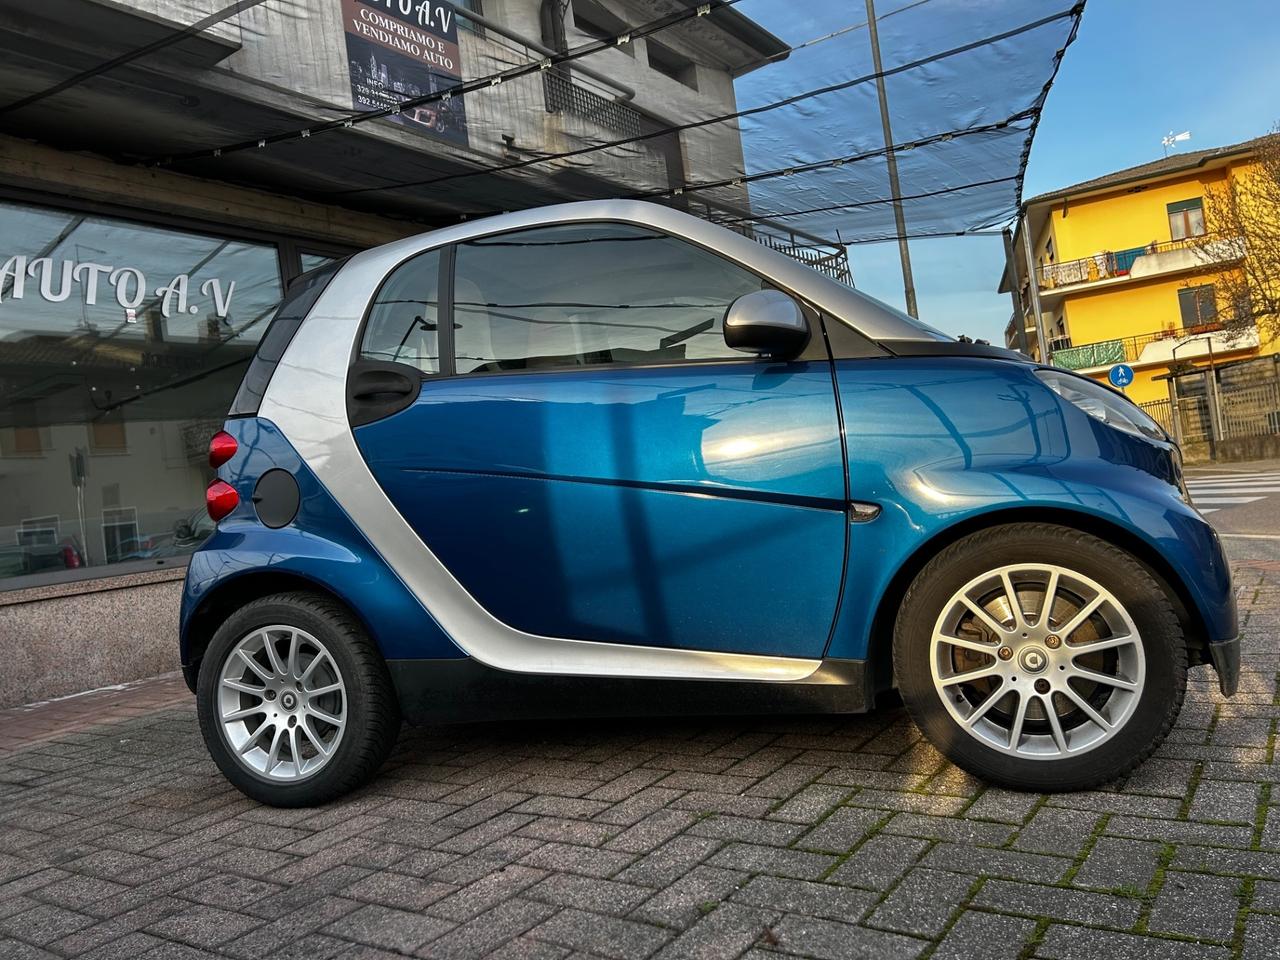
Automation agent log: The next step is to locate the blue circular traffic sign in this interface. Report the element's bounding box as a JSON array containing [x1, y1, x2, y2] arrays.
[[1108, 363, 1134, 388]]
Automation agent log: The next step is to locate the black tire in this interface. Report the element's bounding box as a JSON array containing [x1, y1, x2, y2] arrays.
[[197, 591, 401, 806], [893, 523, 1186, 792]]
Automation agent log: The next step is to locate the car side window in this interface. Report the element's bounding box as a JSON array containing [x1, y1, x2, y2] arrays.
[[359, 248, 442, 374], [451, 223, 767, 374]]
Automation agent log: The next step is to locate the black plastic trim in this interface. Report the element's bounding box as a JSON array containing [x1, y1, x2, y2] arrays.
[[821, 316, 892, 360], [1207, 636, 1240, 697], [346, 360, 424, 427], [877, 339, 1025, 361], [386, 657, 872, 724]]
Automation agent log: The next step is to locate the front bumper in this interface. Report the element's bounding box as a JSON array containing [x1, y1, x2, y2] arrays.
[[1207, 636, 1241, 697]]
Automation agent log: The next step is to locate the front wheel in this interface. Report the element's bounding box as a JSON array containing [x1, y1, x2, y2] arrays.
[[894, 524, 1186, 792], [197, 592, 402, 806]]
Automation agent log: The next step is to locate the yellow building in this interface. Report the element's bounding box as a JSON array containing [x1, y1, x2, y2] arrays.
[[1000, 138, 1267, 406]]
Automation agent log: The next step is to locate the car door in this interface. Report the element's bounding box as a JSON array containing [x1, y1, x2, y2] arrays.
[[350, 222, 848, 659]]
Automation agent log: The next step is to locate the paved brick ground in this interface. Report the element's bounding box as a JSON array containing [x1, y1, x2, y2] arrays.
[[1, 558, 1278, 960]]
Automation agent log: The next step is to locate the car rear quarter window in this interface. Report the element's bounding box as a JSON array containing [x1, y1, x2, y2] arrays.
[[229, 259, 344, 416], [451, 223, 766, 374]]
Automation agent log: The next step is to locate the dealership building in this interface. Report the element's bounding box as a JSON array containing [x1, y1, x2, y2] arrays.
[[0, 0, 864, 706]]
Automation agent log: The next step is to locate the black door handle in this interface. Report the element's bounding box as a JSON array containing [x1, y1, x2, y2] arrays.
[[347, 362, 422, 426]]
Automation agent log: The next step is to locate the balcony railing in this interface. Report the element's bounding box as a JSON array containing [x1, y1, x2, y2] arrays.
[[1037, 234, 1243, 290], [1051, 320, 1255, 371]]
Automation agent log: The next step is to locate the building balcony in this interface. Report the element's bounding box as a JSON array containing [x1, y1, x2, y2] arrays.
[[1051, 321, 1259, 373], [1036, 235, 1245, 297]]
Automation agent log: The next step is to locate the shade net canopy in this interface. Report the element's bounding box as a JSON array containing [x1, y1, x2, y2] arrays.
[[0, 0, 1085, 256], [715, 0, 1083, 243]]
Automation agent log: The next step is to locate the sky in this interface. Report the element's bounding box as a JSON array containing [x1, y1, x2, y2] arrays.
[[840, 0, 1280, 344]]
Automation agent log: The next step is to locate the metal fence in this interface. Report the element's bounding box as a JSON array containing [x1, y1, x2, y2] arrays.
[[1141, 360, 1280, 446], [1220, 380, 1280, 439]]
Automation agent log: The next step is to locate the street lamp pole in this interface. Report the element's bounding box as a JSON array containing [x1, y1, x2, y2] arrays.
[[1020, 214, 1050, 363], [865, 0, 919, 318]]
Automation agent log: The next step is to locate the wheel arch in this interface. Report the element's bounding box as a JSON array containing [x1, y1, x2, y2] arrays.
[[182, 570, 375, 693], [865, 506, 1210, 695]]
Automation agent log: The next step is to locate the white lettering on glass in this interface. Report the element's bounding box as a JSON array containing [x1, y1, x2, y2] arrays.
[[201, 278, 235, 318], [157, 274, 190, 318], [0, 256, 237, 317], [72, 262, 111, 305], [27, 258, 75, 302], [109, 267, 146, 310], [0, 255, 27, 302]]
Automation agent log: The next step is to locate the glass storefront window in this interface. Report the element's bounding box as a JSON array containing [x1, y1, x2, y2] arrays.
[[300, 252, 340, 273], [0, 199, 284, 586]]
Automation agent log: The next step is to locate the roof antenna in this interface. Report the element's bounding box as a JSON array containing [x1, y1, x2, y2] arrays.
[[1162, 130, 1191, 157]]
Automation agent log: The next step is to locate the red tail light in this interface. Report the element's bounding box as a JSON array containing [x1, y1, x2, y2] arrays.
[[209, 430, 238, 468], [206, 480, 240, 521], [62, 545, 81, 569]]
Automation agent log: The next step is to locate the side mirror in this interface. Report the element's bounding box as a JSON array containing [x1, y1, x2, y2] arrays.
[[723, 289, 809, 358]]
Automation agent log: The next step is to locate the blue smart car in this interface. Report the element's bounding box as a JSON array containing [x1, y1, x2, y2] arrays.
[[181, 201, 1238, 807]]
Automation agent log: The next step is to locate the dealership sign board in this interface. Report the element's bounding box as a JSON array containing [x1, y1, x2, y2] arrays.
[[342, 0, 468, 147], [0, 255, 236, 320]]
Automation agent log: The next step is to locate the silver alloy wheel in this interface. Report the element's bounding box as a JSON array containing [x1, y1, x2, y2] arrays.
[[217, 625, 347, 781], [930, 564, 1145, 759]]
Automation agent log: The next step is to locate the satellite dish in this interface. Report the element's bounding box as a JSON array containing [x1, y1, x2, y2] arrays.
[[1161, 131, 1192, 155]]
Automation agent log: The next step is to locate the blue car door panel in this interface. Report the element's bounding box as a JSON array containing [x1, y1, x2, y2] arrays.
[[350, 222, 848, 658], [355, 364, 846, 656]]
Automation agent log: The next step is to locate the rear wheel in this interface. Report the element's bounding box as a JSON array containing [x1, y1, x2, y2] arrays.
[[893, 524, 1186, 791], [197, 592, 401, 806]]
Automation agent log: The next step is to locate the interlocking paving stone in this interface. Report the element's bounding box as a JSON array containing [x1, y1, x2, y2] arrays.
[[1105, 815, 1255, 848], [731, 875, 875, 922], [825, 834, 931, 891], [1011, 808, 1103, 858], [1071, 837, 1163, 892], [687, 814, 806, 848], [880, 813, 1014, 846], [0, 902, 97, 946], [651, 903, 780, 960], [1189, 779, 1262, 824], [1170, 845, 1280, 880], [972, 879, 1144, 927], [1147, 870, 1239, 942], [706, 842, 835, 881], [931, 910, 1037, 960], [630, 864, 749, 929], [143, 904, 264, 949], [768, 914, 927, 960], [1254, 878, 1280, 913], [768, 785, 850, 824], [794, 806, 886, 853], [530, 907, 673, 960], [962, 788, 1042, 824], [341, 870, 456, 911], [322, 902, 454, 953], [1036, 923, 1232, 960], [918, 842, 1072, 884], [418, 897, 556, 960], [426, 864, 547, 921], [525, 873, 654, 916], [1243, 912, 1280, 960], [868, 867, 970, 937]]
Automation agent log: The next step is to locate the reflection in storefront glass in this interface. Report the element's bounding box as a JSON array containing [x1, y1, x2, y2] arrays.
[[0, 200, 283, 584], [300, 252, 339, 274]]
